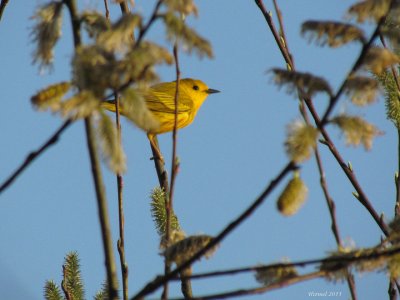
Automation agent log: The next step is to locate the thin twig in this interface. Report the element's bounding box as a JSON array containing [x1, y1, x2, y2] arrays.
[[169, 41, 193, 299], [114, 93, 129, 300], [112, 0, 135, 297], [131, 161, 297, 299], [174, 243, 400, 282], [254, 0, 391, 238], [169, 271, 326, 300], [0, 0, 9, 22], [64, 0, 119, 298], [136, 0, 164, 46], [103, 0, 110, 19], [84, 118, 119, 300], [169, 41, 181, 247], [272, 0, 293, 66], [319, 0, 398, 126], [161, 41, 182, 300], [389, 279, 397, 300], [0, 119, 72, 194], [119, 0, 130, 14], [269, 1, 343, 247], [267, 2, 356, 297], [150, 137, 170, 192], [1, 0, 159, 195], [254, 0, 293, 67], [306, 100, 391, 236]]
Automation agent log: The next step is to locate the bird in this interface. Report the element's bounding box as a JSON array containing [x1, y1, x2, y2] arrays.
[[102, 78, 220, 162]]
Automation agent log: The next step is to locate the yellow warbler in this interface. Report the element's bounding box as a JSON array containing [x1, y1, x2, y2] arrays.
[[102, 78, 220, 160]]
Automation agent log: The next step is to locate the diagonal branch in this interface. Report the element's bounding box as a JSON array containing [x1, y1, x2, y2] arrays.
[[254, 0, 391, 238], [169, 271, 325, 300], [0, 119, 72, 194], [319, 1, 396, 126], [131, 161, 297, 299]]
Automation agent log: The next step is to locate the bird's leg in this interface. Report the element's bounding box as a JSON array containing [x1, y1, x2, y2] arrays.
[[148, 134, 165, 164]]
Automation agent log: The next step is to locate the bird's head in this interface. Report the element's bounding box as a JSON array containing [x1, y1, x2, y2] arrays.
[[180, 78, 220, 107]]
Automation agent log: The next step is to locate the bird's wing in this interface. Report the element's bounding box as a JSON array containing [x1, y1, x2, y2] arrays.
[[145, 90, 193, 114]]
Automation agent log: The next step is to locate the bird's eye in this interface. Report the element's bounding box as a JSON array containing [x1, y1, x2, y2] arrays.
[[193, 85, 199, 91]]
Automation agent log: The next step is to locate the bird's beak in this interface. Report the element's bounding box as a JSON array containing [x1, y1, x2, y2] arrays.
[[206, 88, 220, 94]]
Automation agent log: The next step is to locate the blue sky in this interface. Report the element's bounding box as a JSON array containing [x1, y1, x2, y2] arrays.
[[0, 1, 397, 299]]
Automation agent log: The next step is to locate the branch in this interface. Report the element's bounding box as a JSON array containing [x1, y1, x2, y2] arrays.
[[115, 93, 129, 300], [103, 0, 110, 19], [254, 0, 293, 67], [64, 0, 119, 298], [131, 161, 297, 299], [136, 0, 164, 46], [119, 0, 130, 14], [169, 271, 325, 300], [254, 0, 391, 238], [164, 243, 400, 299], [0, 0, 9, 22], [319, 0, 398, 125], [308, 102, 391, 236], [0, 119, 72, 194], [175, 243, 400, 281]]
